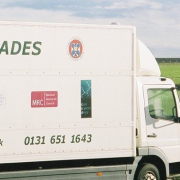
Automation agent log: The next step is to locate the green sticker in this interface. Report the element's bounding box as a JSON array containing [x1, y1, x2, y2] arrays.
[[81, 80, 92, 118]]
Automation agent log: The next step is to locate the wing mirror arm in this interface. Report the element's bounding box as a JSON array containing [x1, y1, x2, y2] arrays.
[[174, 117, 180, 123]]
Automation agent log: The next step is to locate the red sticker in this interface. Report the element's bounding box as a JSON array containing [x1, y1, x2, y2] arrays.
[[31, 91, 58, 108]]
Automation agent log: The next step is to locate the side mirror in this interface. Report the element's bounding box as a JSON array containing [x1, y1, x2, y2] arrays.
[[174, 117, 180, 123]]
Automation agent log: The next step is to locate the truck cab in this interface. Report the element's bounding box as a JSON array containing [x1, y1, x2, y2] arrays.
[[136, 40, 180, 178]]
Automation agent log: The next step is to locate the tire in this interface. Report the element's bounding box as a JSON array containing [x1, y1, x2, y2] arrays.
[[136, 163, 160, 180]]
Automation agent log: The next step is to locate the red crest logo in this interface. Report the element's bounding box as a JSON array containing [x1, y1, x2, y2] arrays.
[[69, 39, 83, 59]]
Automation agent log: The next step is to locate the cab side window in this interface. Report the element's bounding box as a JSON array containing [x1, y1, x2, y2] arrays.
[[147, 89, 177, 120]]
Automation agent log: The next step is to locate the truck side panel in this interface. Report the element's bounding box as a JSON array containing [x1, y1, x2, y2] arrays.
[[0, 165, 129, 180], [0, 23, 134, 72], [0, 75, 134, 163], [0, 22, 136, 163]]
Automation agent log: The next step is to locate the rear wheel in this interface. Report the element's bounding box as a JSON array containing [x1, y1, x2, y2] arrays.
[[136, 164, 160, 180]]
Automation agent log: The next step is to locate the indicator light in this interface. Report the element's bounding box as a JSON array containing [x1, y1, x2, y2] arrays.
[[97, 172, 103, 176]]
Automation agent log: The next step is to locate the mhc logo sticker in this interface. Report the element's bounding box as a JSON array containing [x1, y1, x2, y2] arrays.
[[68, 39, 83, 59], [31, 91, 58, 108]]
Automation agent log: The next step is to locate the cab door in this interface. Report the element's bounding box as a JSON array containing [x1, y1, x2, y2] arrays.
[[143, 85, 180, 163]]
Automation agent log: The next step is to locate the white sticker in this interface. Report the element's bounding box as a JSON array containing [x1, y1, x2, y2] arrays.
[[0, 94, 5, 107]]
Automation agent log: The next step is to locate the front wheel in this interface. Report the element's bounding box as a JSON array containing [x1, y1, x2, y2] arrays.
[[136, 164, 160, 180]]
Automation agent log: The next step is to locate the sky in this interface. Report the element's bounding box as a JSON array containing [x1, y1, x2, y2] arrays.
[[0, 0, 180, 58]]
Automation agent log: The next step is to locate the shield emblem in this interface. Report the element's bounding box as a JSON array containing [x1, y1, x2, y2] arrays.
[[69, 39, 83, 58]]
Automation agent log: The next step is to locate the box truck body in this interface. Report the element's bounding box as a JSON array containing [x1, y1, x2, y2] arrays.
[[0, 21, 179, 179]]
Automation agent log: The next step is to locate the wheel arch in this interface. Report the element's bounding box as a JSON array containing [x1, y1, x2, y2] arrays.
[[137, 147, 170, 179], [136, 155, 166, 179]]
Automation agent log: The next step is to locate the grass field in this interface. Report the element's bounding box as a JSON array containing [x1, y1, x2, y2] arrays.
[[159, 63, 180, 79], [159, 63, 180, 95]]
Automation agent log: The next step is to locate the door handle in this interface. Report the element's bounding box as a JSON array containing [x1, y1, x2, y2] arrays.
[[147, 133, 157, 138]]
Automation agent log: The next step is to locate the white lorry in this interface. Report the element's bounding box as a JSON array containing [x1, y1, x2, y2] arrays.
[[0, 21, 179, 180]]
